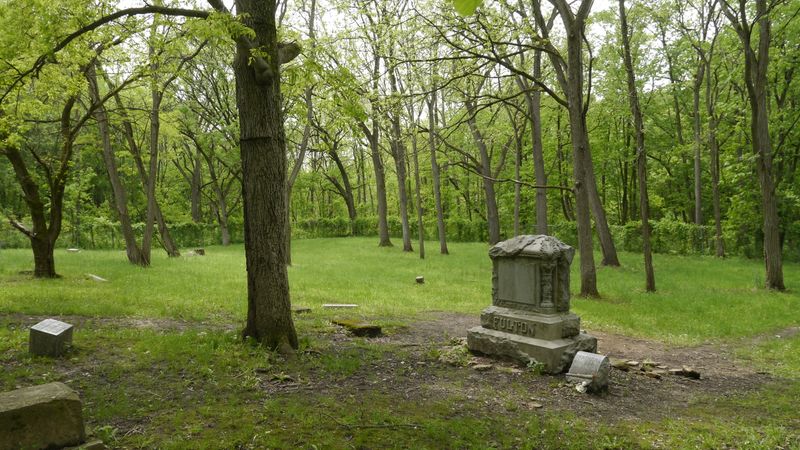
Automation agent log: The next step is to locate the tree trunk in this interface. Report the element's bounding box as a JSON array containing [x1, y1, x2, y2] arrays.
[[723, 0, 784, 290], [705, 62, 724, 257], [692, 64, 705, 225], [234, 0, 298, 349], [557, 1, 599, 296], [86, 63, 146, 265], [427, 91, 448, 254], [465, 100, 501, 245], [31, 237, 56, 278], [190, 150, 202, 222], [411, 119, 425, 259], [517, 51, 548, 235], [388, 65, 413, 252], [619, 0, 655, 291]]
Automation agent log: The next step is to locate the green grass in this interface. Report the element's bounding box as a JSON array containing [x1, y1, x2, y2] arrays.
[[2, 238, 800, 449], [2, 238, 798, 343]]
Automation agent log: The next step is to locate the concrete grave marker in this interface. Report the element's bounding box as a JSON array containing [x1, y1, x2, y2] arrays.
[[0, 382, 86, 450], [29, 319, 73, 357], [467, 235, 597, 373], [566, 351, 610, 392]]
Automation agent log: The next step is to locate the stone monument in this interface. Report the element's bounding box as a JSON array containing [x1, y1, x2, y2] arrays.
[[467, 235, 597, 373]]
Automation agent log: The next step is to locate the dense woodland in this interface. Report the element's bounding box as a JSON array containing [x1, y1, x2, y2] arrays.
[[2, 0, 799, 343]]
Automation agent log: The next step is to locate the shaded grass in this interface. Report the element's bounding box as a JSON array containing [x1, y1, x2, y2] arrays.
[[2, 238, 798, 344]]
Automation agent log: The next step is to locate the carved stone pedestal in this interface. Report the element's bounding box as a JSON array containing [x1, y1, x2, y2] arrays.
[[467, 235, 597, 373]]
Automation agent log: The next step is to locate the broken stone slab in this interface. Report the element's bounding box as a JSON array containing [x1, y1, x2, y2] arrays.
[[0, 382, 86, 450], [566, 351, 610, 393], [29, 319, 73, 357], [610, 358, 630, 371], [86, 274, 107, 282], [322, 304, 358, 309], [467, 326, 596, 373], [670, 366, 701, 379], [330, 319, 382, 337]]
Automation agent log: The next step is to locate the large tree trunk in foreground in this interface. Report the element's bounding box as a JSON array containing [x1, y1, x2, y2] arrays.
[[234, 0, 298, 349]]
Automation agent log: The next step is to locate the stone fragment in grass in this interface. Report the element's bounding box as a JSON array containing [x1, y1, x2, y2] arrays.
[[86, 274, 107, 282], [293, 307, 312, 314], [67, 248, 80, 253], [331, 319, 382, 337], [472, 364, 493, 371], [610, 358, 630, 371], [322, 304, 358, 309], [680, 366, 701, 379], [416, 276, 424, 284], [626, 360, 640, 367], [0, 382, 86, 449], [29, 319, 73, 357]]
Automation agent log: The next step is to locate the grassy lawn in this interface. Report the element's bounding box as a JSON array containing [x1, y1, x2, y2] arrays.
[[1, 238, 799, 449]]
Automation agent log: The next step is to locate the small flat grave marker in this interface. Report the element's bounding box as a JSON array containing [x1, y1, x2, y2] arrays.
[[322, 304, 358, 309], [86, 274, 107, 282], [416, 276, 425, 284], [29, 319, 73, 357]]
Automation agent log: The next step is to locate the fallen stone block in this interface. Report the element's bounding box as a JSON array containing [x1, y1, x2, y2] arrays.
[[415, 276, 424, 284], [330, 319, 382, 337], [29, 319, 73, 357], [0, 382, 86, 450]]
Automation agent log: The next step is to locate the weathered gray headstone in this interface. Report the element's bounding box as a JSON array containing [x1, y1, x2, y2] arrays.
[[467, 235, 597, 373], [566, 351, 610, 392], [0, 382, 86, 450], [29, 319, 73, 357]]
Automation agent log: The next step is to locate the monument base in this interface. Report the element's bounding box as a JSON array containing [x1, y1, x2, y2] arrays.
[[467, 326, 597, 373]]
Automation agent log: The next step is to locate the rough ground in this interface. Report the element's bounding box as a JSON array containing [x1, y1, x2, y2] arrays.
[[1, 311, 785, 430]]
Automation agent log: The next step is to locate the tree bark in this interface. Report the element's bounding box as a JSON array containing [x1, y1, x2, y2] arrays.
[[427, 91, 449, 254], [692, 64, 705, 225], [722, 0, 784, 290], [619, 0, 655, 291], [86, 63, 146, 265], [465, 99, 501, 245], [387, 65, 413, 252], [232, 0, 298, 349], [411, 115, 425, 259]]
